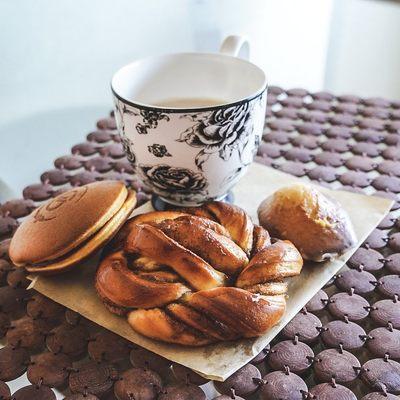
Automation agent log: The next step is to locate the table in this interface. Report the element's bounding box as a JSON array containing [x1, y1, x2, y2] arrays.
[[0, 86, 399, 399]]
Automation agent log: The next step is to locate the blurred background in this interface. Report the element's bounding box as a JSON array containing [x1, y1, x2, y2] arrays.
[[1, 0, 400, 198]]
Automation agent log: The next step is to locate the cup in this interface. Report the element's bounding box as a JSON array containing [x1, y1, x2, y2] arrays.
[[111, 35, 267, 206]]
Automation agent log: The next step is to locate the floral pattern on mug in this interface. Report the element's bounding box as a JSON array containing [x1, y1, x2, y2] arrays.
[[177, 103, 253, 170], [120, 135, 137, 166], [114, 102, 138, 167], [115, 102, 133, 135], [136, 110, 170, 134], [147, 144, 172, 158], [113, 89, 267, 205], [138, 164, 208, 201]]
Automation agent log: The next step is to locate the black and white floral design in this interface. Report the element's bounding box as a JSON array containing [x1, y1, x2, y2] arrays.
[[177, 103, 253, 169], [120, 135, 136, 166], [113, 90, 266, 205], [138, 164, 207, 200], [114, 101, 138, 134], [136, 110, 170, 134], [148, 144, 172, 158], [114, 101, 124, 132], [114, 100, 137, 168]]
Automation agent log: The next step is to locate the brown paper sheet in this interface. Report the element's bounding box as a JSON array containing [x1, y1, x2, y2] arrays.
[[30, 163, 393, 381]]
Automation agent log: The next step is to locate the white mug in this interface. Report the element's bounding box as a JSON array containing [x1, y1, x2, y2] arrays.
[[111, 35, 267, 206]]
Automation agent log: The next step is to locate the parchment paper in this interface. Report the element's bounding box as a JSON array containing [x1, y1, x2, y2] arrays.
[[30, 163, 393, 380]]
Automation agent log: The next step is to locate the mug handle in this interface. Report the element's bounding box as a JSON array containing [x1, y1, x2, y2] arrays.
[[219, 35, 250, 60]]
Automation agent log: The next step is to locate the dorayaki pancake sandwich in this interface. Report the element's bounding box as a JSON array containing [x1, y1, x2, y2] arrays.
[[9, 181, 136, 275]]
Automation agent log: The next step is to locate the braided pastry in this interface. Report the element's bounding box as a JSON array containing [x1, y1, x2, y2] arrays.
[[95, 202, 303, 346]]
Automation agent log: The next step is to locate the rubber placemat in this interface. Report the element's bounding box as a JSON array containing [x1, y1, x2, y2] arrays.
[[0, 86, 399, 399]]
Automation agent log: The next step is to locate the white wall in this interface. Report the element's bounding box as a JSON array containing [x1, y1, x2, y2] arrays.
[[0, 0, 196, 124], [190, 0, 333, 91], [325, 0, 400, 98], [0, 0, 333, 124]]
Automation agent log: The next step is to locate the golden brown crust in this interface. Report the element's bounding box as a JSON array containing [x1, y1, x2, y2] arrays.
[[258, 184, 357, 261], [11, 181, 128, 266], [251, 225, 271, 256], [236, 240, 303, 288], [25, 190, 137, 275], [243, 281, 288, 296], [127, 308, 214, 346], [131, 210, 190, 225], [166, 302, 240, 341], [184, 288, 286, 338], [95, 251, 190, 309], [125, 223, 227, 290], [155, 216, 248, 275], [183, 202, 254, 255], [96, 200, 303, 346], [127, 289, 286, 345]]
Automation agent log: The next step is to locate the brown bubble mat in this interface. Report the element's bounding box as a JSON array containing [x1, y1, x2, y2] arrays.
[[0, 87, 400, 399]]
